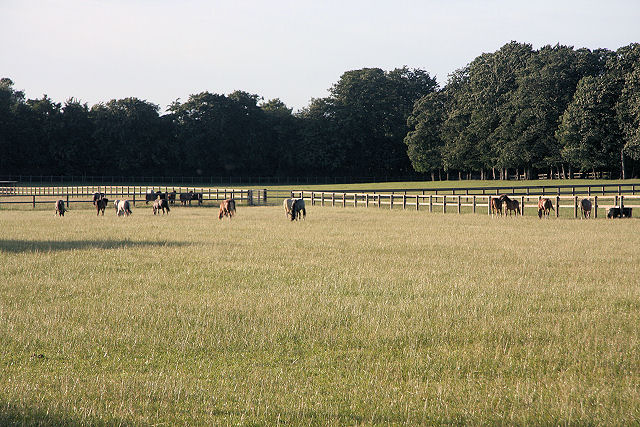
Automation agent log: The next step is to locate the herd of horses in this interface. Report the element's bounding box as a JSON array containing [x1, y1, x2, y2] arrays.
[[52, 191, 623, 221], [54, 191, 238, 220], [490, 194, 593, 219]]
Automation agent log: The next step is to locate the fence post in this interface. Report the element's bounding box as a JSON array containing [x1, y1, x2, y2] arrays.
[[390, 194, 393, 210], [443, 195, 447, 214], [343, 193, 346, 208], [366, 193, 369, 208], [556, 196, 560, 218], [311, 192, 315, 206], [594, 195, 598, 219], [457, 195, 461, 214], [377, 194, 381, 208], [416, 194, 419, 211], [66, 194, 69, 209], [33, 195, 35, 208], [574, 196, 578, 218], [621, 195, 624, 209], [615, 195, 618, 207], [402, 194, 406, 210], [332, 192, 335, 207], [321, 192, 324, 207], [520, 195, 524, 216], [472, 195, 476, 213], [488, 196, 491, 216]]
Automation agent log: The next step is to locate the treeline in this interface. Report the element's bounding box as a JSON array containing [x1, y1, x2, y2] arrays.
[[405, 42, 640, 180], [1, 41, 639, 180]]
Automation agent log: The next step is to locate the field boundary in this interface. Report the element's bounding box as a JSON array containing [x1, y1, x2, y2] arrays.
[[292, 190, 640, 219]]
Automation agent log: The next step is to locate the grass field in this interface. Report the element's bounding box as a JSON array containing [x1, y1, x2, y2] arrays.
[[1, 205, 639, 425]]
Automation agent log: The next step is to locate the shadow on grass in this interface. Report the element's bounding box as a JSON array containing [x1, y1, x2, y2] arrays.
[[0, 400, 132, 426], [0, 239, 190, 253]]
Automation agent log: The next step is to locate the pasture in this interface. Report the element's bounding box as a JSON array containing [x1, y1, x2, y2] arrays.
[[1, 205, 639, 425]]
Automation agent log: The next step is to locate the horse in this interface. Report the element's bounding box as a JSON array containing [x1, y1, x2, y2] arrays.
[[191, 192, 203, 205], [96, 197, 109, 216], [179, 191, 193, 206], [116, 200, 132, 216], [218, 199, 236, 220], [283, 198, 295, 219], [490, 194, 510, 216], [92, 192, 105, 206], [167, 191, 176, 205], [54, 199, 66, 216], [580, 198, 592, 219], [537, 198, 554, 218], [291, 198, 306, 221], [504, 198, 520, 216], [152, 198, 170, 215], [145, 189, 156, 204]]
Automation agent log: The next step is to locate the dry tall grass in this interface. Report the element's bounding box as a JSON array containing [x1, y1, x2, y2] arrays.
[[1, 206, 639, 424]]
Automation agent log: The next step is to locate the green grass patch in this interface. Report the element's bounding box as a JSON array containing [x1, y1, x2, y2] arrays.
[[1, 207, 639, 424]]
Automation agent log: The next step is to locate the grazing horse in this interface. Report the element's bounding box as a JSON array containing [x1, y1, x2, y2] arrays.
[[580, 198, 592, 219], [152, 198, 170, 215], [54, 199, 66, 216], [92, 192, 105, 206], [191, 192, 203, 205], [283, 198, 295, 219], [218, 199, 236, 220], [116, 200, 132, 216], [537, 198, 554, 218], [96, 197, 109, 216], [490, 194, 510, 216], [168, 190, 176, 205], [179, 191, 193, 206], [291, 198, 306, 221], [145, 189, 156, 204], [504, 198, 520, 216]]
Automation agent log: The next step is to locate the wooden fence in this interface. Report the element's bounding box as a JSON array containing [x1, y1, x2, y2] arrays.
[[0, 186, 268, 208], [334, 183, 638, 198], [291, 191, 640, 219]]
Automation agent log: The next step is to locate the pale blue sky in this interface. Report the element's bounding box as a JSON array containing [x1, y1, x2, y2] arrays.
[[2, 0, 639, 112]]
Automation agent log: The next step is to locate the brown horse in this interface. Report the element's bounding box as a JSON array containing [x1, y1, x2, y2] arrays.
[[218, 199, 236, 220], [490, 194, 511, 216], [537, 198, 554, 218], [580, 198, 592, 219], [504, 198, 520, 216]]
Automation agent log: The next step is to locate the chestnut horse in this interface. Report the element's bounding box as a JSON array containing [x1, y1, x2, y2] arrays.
[[218, 199, 236, 220], [537, 198, 554, 218], [490, 194, 511, 216]]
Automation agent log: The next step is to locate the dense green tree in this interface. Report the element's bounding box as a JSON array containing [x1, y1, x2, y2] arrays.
[[404, 91, 445, 180], [557, 75, 622, 175]]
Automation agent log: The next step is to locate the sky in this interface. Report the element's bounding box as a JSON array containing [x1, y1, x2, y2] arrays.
[[2, 0, 639, 112]]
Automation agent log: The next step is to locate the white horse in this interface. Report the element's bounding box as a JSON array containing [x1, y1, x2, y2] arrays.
[[283, 198, 295, 219], [116, 199, 132, 216]]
